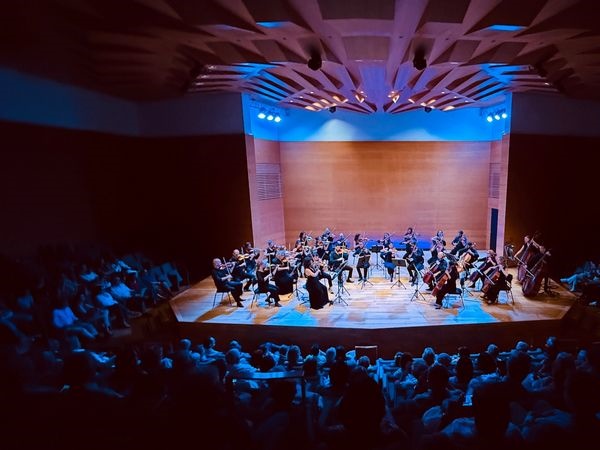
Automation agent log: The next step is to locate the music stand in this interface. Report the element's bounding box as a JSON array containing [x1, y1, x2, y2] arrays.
[[369, 244, 383, 272], [391, 259, 407, 289], [333, 264, 350, 305], [409, 269, 428, 302]]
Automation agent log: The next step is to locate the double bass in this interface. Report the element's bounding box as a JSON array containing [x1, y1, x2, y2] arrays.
[[522, 251, 551, 297], [516, 235, 540, 282]]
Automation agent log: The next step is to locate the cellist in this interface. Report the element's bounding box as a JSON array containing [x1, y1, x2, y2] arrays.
[[434, 259, 460, 309], [468, 249, 497, 289], [482, 256, 511, 304]]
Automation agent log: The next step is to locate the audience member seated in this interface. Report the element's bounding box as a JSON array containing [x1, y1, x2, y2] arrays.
[[51, 297, 98, 341]]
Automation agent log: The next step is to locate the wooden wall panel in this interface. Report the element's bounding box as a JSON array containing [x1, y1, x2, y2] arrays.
[[280, 140, 492, 247], [246, 137, 286, 248]]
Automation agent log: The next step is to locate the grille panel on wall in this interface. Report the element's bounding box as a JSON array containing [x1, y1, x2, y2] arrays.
[[489, 162, 500, 199], [256, 163, 282, 200]]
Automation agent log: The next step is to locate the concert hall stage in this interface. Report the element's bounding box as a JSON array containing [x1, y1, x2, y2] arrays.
[[170, 267, 577, 357]]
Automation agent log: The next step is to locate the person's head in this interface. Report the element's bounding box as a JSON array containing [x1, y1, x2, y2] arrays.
[[212, 258, 222, 269], [472, 381, 510, 440], [407, 227, 413, 234], [476, 352, 497, 374], [225, 348, 241, 365], [515, 340, 529, 353], [486, 343, 500, 359], [422, 346, 436, 366], [232, 249, 240, 258], [506, 350, 531, 382], [400, 352, 413, 371]]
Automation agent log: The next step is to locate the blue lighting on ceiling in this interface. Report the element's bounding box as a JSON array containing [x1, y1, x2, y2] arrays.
[[257, 21, 286, 28], [488, 24, 526, 32]]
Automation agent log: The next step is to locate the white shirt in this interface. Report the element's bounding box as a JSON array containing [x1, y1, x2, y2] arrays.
[[52, 306, 77, 329]]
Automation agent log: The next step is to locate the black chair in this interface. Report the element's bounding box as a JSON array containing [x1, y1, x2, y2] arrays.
[[213, 289, 233, 308], [250, 287, 270, 308], [498, 274, 515, 305], [443, 287, 464, 309]]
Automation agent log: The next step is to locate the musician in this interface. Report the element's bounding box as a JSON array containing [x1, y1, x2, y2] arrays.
[[229, 249, 257, 292], [434, 260, 460, 309], [256, 259, 281, 307], [468, 249, 497, 289], [526, 245, 551, 292], [450, 230, 467, 255], [303, 257, 330, 310], [428, 230, 446, 265], [271, 250, 296, 295], [312, 253, 334, 294], [406, 242, 425, 286], [381, 232, 392, 249], [427, 252, 448, 291], [403, 227, 417, 252], [265, 240, 278, 262], [243, 242, 260, 278], [314, 237, 328, 260], [457, 241, 480, 274], [353, 233, 364, 248], [381, 242, 397, 281], [211, 258, 244, 307], [482, 257, 511, 304], [514, 234, 537, 261], [353, 241, 371, 282], [329, 245, 354, 283]]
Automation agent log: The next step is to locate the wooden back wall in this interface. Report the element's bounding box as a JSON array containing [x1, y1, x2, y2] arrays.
[[280, 140, 492, 247]]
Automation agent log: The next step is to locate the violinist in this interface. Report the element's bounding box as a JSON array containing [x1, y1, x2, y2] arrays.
[[329, 245, 354, 283], [353, 233, 364, 248], [243, 242, 260, 279], [314, 237, 327, 260], [256, 259, 281, 307], [381, 232, 392, 249], [271, 250, 295, 295], [402, 227, 417, 252], [468, 249, 497, 289], [406, 242, 425, 286], [229, 249, 257, 292], [482, 256, 511, 304], [211, 258, 244, 307], [428, 230, 446, 265], [381, 242, 397, 281], [434, 260, 460, 309], [313, 253, 334, 293], [265, 240, 278, 263], [303, 257, 330, 310], [353, 241, 371, 282]]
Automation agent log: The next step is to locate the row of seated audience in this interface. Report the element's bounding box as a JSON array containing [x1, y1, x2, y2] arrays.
[[0, 244, 185, 343], [560, 260, 600, 306], [1, 314, 599, 450]]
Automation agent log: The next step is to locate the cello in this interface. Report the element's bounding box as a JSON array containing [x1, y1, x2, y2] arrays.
[[431, 271, 450, 296], [423, 261, 440, 284], [481, 266, 501, 294], [522, 250, 550, 297]]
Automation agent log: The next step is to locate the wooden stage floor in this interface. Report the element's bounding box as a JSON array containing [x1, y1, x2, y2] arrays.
[[170, 265, 577, 356]]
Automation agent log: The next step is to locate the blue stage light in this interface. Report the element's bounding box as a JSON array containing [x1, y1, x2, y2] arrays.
[[274, 115, 281, 123], [257, 110, 266, 119], [486, 116, 493, 123], [501, 112, 508, 119], [494, 114, 501, 120], [267, 114, 274, 121]]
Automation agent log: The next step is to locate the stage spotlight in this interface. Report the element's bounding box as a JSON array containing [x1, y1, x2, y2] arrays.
[[267, 113, 274, 121], [274, 115, 282, 123], [257, 109, 266, 119], [486, 115, 493, 123], [413, 49, 427, 71], [307, 51, 322, 71], [494, 113, 500, 120], [329, 106, 337, 113], [424, 106, 432, 113], [501, 112, 507, 119]]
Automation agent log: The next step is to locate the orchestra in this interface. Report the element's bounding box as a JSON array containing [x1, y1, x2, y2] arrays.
[[209, 228, 553, 310]]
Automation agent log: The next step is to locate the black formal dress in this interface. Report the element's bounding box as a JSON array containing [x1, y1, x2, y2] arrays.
[[305, 267, 329, 310]]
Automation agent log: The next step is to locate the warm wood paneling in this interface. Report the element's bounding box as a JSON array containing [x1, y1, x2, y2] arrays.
[[246, 137, 286, 248], [280, 140, 492, 246]]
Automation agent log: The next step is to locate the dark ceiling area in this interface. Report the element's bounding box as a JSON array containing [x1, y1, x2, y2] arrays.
[[2, 0, 600, 114]]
